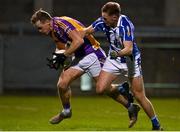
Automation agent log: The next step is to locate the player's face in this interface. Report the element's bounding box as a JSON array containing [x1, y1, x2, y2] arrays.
[[102, 12, 118, 27], [35, 20, 51, 35]]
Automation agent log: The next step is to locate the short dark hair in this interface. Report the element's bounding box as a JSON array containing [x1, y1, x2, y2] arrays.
[[101, 2, 121, 16], [30, 9, 52, 25]]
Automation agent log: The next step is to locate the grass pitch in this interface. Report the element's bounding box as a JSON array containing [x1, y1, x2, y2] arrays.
[[0, 95, 180, 131]]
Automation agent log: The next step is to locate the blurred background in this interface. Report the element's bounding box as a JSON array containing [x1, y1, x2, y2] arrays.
[[0, 0, 180, 96]]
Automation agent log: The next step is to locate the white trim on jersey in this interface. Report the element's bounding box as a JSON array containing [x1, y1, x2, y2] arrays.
[[117, 15, 122, 27], [93, 21, 104, 30], [122, 15, 135, 41]]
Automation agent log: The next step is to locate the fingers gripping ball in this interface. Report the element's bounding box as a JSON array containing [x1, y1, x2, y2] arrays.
[[47, 50, 72, 70], [53, 52, 67, 65], [54, 50, 72, 69], [53, 49, 66, 64], [47, 50, 66, 70], [53, 50, 66, 59]]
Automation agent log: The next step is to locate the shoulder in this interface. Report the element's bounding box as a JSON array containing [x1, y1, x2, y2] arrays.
[[93, 17, 104, 26], [52, 17, 64, 27], [52, 16, 70, 26], [53, 16, 70, 20], [96, 17, 104, 22], [53, 16, 76, 32], [92, 17, 107, 31], [118, 15, 133, 27]]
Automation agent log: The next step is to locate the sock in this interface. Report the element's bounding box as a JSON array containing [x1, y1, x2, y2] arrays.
[[151, 116, 160, 128], [127, 103, 132, 109], [118, 84, 126, 95], [118, 83, 133, 106], [63, 103, 71, 112]]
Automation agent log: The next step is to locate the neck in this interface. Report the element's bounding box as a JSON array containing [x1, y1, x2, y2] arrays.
[[114, 21, 118, 27], [111, 20, 118, 28]]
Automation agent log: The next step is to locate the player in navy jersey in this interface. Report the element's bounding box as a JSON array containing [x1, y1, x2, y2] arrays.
[[83, 2, 163, 130], [30, 9, 140, 126]]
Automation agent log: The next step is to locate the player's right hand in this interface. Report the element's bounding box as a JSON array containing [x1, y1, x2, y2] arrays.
[[110, 50, 118, 59], [46, 57, 60, 70], [46, 52, 67, 70]]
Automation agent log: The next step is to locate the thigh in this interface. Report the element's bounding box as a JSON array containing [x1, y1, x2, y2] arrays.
[[58, 67, 84, 85], [87, 56, 102, 77], [71, 53, 100, 77], [127, 54, 142, 78], [102, 57, 128, 76], [97, 70, 118, 91]]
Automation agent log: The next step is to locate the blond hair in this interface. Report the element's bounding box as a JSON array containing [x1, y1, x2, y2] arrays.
[[30, 9, 52, 25]]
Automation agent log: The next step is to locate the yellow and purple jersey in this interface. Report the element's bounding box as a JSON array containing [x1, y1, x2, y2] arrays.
[[50, 16, 105, 60]]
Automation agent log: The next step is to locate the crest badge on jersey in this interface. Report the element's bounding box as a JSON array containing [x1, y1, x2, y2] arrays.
[[56, 29, 64, 38]]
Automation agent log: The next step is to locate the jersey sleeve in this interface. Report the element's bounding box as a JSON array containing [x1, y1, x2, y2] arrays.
[[91, 17, 104, 32], [121, 17, 134, 41]]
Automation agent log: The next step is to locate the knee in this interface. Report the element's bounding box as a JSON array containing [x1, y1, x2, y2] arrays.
[[57, 79, 68, 92], [96, 82, 106, 94]]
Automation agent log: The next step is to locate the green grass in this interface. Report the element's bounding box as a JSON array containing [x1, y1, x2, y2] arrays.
[[0, 95, 180, 131]]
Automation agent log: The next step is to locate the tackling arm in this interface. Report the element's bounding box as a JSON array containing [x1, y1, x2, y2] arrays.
[[117, 41, 133, 57], [79, 25, 95, 38], [110, 41, 133, 59]]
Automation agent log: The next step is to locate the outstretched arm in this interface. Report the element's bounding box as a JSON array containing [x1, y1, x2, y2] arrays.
[[110, 41, 133, 59], [79, 25, 95, 38], [84, 25, 95, 35]]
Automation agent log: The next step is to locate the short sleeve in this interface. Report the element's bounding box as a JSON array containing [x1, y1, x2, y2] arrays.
[[121, 17, 134, 41]]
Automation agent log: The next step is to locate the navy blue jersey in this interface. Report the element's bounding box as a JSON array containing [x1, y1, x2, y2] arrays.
[[92, 15, 140, 62]]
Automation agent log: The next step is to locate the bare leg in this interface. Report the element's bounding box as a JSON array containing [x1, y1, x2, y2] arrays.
[[95, 70, 140, 128], [57, 68, 83, 109], [129, 76, 155, 118], [130, 76, 162, 130], [93, 74, 128, 108], [49, 68, 84, 124], [107, 85, 129, 108], [96, 70, 118, 94]]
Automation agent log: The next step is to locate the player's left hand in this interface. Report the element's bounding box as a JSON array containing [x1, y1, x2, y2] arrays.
[[110, 50, 118, 59]]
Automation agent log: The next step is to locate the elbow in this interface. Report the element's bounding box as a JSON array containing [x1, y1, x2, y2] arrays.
[[77, 38, 84, 45], [80, 38, 84, 44], [124, 47, 133, 56], [72, 38, 84, 49]]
